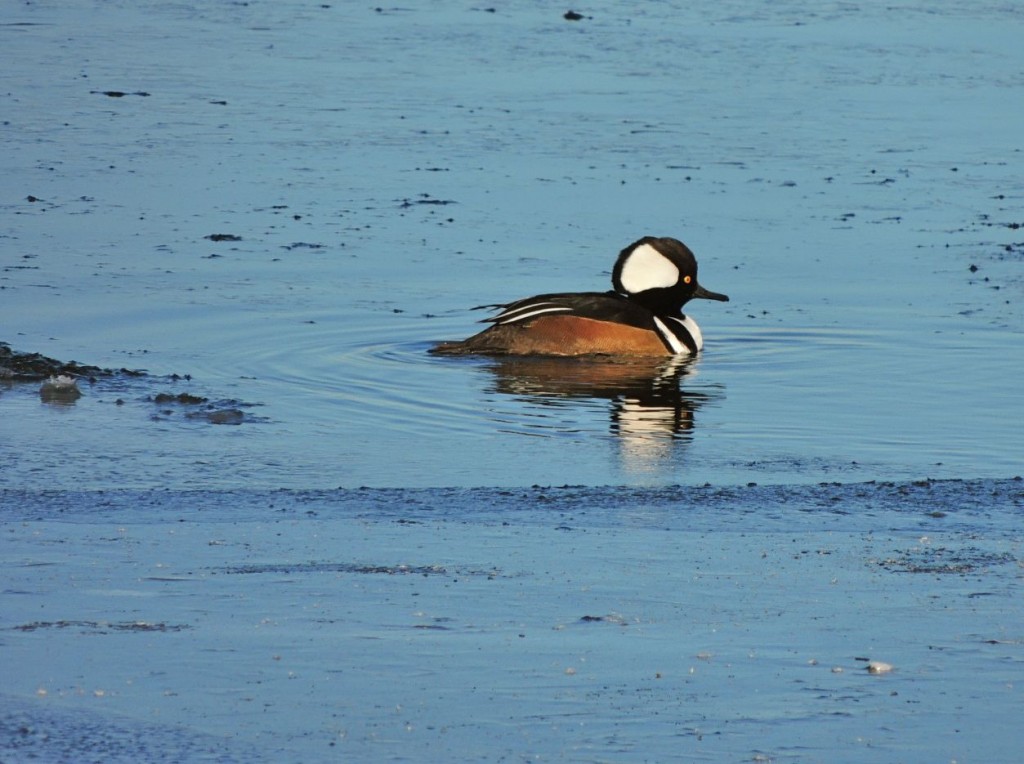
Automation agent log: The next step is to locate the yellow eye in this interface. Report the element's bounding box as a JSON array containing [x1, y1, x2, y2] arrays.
[[683, 275, 692, 284]]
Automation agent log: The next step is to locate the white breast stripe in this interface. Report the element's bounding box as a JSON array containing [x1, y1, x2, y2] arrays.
[[669, 315, 703, 352], [652, 316, 687, 354], [496, 305, 573, 325]]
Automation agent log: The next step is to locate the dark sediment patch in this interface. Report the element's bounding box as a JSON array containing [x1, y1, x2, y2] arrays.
[[2, 476, 1020, 526], [0, 341, 144, 382], [874, 547, 1017, 575], [149, 393, 262, 425], [152, 392, 208, 405], [0, 697, 262, 764], [9, 620, 189, 634], [2, 342, 261, 424], [91, 90, 151, 97], [219, 561, 502, 577]]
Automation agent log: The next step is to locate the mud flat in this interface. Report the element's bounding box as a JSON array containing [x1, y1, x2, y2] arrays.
[[2, 479, 1021, 762]]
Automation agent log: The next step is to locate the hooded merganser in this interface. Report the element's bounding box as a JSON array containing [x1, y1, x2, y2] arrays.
[[431, 236, 729, 356]]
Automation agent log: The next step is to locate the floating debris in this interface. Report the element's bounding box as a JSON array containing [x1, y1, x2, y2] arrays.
[[578, 613, 629, 625], [866, 661, 894, 674], [398, 196, 456, 208]]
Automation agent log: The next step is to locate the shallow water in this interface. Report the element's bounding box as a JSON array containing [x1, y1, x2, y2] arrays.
[[3, 0, 1023, 489], [2, 481, 1022, 763], [2, 3, 1024, 761]]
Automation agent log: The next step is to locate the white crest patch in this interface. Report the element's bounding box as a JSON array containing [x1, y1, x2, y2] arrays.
[[618, 243, 680, 294]]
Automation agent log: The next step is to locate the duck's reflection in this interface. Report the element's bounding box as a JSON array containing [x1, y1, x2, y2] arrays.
[[478, 354, 723, 471]]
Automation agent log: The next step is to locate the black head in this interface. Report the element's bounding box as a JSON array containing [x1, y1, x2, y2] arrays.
[[612, 236, 729, 315]]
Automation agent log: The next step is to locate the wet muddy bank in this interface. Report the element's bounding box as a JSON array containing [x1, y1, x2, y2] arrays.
[[2, 479, 1022, 762], [1, 341, 262, 425], [0, 341, 148, 382], [3, 476, 1022, 527]]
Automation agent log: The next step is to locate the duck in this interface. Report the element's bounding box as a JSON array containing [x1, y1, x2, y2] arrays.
[[430, 236, 729, 356]]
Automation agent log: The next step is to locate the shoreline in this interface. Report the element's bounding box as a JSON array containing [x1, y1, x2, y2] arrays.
[[3, 478, 1021, 762]]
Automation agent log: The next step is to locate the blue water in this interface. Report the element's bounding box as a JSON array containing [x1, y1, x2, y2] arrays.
[[2, 1, 1022, 489], [3, 7, 1024, 762]]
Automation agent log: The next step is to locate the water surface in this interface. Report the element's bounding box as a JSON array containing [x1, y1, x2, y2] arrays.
[[3, 1, 1022, 489], [2, 4, 1024, 762]]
